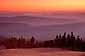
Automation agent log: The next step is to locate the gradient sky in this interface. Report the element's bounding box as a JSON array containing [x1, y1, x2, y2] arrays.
[[0, 0, 85, 13], [0, 0, 85, 40], [0, 0, 85, 26]]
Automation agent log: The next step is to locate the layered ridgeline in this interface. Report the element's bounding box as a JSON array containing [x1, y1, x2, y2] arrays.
[[0, 22, 85, 40], [0, 14, 85, 40]]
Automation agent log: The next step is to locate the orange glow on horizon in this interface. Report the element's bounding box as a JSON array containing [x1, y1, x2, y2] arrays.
[[0, 0, 85, 13]]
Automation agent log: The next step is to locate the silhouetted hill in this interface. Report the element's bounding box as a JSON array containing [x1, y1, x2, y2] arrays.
[[0, 36, 6, 41]]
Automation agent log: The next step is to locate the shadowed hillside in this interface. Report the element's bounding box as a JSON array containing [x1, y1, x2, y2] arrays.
[[0, 32, 85, 51]]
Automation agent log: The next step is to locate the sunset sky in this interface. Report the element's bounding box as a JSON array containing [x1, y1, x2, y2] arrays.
[[0, 0, 85, 26], [0, 0, 85, 40], [0, 0, 85, 13]]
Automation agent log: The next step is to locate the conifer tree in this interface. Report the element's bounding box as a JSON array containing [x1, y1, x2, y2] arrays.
[[30, 36, 35, 47]]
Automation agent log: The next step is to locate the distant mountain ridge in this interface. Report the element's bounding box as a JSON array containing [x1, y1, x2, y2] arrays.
[[0, 22, 84, 40]]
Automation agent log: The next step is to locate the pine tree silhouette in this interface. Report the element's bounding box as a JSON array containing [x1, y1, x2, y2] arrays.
[[17, 36, 26, 48], [70, 32, 76, 49], [66, 34, 71, 47], [76, 35, 81, 49], [58, 34, 62, 47], [30, 36, 35, 47], [61, 32, 66, 47], [54, 35, 59, 47]]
